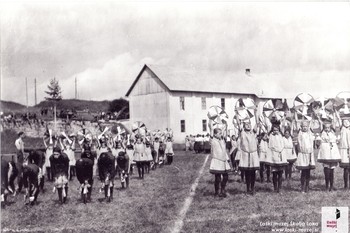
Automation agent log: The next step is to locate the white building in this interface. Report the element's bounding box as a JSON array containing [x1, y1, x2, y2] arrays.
[[126, 64, 275, 145]]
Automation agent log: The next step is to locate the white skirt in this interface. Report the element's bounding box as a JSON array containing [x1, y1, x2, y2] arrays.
[[259, 151, 268, 163], [165, 147, 174, 154], [145, 153, 153, 162], [317, 143, 341, 164], [209, 158, 231, 174], [266, 149, 288, 167], [296, 152, 316, 170], [339, 148, 350, 168], [238, 151, 260, 170], [283, 148, 297, 162], [134, 153, 148, 162]]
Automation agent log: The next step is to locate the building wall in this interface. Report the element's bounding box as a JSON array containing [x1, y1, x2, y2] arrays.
[[128, 69, 170, 133], [127, 68, 273, 144], [168, 91, 257, 143]]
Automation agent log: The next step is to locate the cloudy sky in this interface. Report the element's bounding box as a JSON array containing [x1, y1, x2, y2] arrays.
[[1, 1, 350, 106]]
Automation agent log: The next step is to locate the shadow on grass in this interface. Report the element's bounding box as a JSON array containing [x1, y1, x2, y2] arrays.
[[3, 201, 16, 206]]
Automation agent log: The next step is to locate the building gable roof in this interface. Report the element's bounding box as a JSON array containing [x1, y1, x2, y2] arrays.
[[126, 64, 263, 97], [125, 65, 170, 96]]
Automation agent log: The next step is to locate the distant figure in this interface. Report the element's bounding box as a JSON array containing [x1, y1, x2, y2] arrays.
[[158, 141, 165, 167], [133, 137, 146, 179], [189, 135, 195, 151], [152, 137, 160, 169], [43, 136, 55, 182], [165, 137, 174, 165], [126, 144, 135, 175], [204, 134, 211, 153], [144, 142, 153, 173], [185, 135, 190, 151], [194, 135, 201, 153], [15, 131, 25, 192]]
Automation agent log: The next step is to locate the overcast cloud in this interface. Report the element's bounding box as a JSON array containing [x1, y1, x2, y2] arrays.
[[1, 2, 350, 105]]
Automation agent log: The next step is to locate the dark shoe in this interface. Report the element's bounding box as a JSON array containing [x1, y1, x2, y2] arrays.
[[219, 190, 227, 198], [251, 189, 256, 196]]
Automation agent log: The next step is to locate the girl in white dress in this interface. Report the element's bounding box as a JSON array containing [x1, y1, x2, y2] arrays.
[[125, 144, 135, 175], [258, 133, 270, 183], [339, 119, 350, 190], [133, 137, 146, 179], [43, 137, 55, 181], [266, 125, 288, 193], [295, 121, 316, 193], [283, 129, 297, 180], [238, 121, 260, 195], [317, 121, 341, 191], [209, 122, 231, 197], [144, 142, 153, 173], [60, 137, 76, 181]]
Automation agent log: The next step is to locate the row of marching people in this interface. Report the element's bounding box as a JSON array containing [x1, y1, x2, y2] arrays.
[[208, 117, 350, 197], [1, 130, 175, 206], [185, 134, 211, 154]]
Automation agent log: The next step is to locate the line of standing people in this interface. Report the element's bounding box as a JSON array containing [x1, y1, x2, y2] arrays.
[[208, 118, 350, 197]]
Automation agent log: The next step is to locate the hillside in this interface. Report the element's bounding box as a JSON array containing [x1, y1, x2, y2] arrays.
[[0, 100, 27, 113], [35, 99, 111, 112], [1, 98, 129, 121], [1, 99, 111, 113]]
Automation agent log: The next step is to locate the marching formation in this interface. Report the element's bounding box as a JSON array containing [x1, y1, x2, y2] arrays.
[[1, 123, 175, 206], [2, 91, 350, 207], [207, 92, 350, 197]]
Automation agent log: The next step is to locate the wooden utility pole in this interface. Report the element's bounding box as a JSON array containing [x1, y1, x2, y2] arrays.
[[75, 77, 77, 99], [34, 78, 37, 105], [26, 77, 28, 117]]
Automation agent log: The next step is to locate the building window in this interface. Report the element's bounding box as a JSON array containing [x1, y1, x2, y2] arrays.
[[221, 98, 225, 109], [201, 97, 206, 110], [180, 97, 185, 110], [180, 120, 186, 132], [202, 119, 207, 132]]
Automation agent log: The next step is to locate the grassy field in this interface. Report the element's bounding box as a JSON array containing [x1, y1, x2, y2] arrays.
[[1, 151, 206, 233], [1, 150, 349, 233], [182, 156, 349, 233]]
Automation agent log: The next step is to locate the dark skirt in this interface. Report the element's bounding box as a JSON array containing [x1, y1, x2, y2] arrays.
[[226, 141, 232, 151], [194, 142, 200, 152], [204, 141, 211, 152]]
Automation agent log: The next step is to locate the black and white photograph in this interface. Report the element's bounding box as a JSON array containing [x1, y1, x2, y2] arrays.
[[1, 1, 350, 232]]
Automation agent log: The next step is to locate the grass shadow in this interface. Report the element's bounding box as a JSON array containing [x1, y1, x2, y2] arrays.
[[226, 188, 248, 195], [4, 201, 17, 206]]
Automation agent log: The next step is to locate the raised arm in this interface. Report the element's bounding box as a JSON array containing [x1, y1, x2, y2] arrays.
[[43, 137, 48, 149], [59, 138, 65, 151]]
